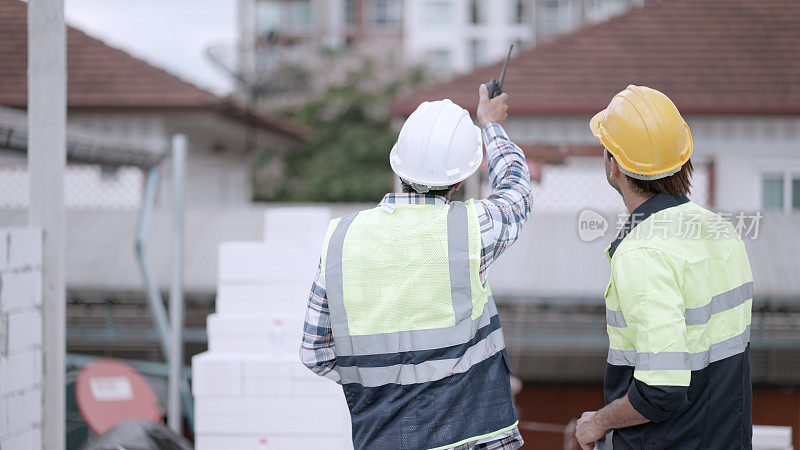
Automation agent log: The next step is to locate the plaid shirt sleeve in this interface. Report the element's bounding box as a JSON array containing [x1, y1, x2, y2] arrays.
[[477, 122, 533, 279], [299, 261, 340, 383]]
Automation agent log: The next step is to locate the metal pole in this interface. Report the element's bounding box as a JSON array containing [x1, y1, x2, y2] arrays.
[[135, 167, 172, 358], [28, 1, 66, 448], [168, 135, 187, 433]]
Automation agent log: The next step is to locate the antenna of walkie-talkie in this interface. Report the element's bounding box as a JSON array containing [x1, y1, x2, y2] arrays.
[[486, 44, 514, 99]]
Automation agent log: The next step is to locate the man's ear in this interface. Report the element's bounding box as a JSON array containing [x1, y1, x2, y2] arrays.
[[454, 181, 464, 191], [609, 156, 619, 179]]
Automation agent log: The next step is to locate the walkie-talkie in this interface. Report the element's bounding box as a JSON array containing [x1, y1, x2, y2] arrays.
[[485, 44, 514, 99]]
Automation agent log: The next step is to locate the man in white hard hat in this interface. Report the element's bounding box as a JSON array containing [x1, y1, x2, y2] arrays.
[[300, 84, 533, 449]]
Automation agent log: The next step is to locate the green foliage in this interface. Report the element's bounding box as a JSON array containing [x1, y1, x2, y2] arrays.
[[253, 55, 426, 203]]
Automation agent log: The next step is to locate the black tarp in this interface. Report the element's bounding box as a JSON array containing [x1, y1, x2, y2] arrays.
[[80, 419, 192, 450]]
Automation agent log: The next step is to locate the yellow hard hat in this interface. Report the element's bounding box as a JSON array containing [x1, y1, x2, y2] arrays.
[[590, 85, 693, 180]]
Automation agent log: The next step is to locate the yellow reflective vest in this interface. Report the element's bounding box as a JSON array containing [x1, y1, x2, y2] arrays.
[[604, 193, 753, 449]]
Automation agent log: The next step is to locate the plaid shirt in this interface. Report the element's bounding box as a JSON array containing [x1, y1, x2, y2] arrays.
[[300, 122, 532, 449]]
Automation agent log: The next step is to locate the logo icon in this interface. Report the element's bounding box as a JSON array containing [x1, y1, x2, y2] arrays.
[[578, 209, 609, 242]]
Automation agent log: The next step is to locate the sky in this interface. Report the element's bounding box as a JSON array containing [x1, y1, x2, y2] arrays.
[[65, 0, 237, 95]]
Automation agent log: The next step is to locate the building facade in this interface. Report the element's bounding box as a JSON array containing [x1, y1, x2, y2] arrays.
[[239, 0, 404, 54], [237, 0, 637, 84], [403, 0, 633, 76]]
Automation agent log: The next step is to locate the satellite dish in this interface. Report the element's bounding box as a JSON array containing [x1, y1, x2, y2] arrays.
[[206, 34, 310, 98]]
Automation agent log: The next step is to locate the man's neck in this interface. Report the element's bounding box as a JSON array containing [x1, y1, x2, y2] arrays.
[[621, 186, 654, 214]]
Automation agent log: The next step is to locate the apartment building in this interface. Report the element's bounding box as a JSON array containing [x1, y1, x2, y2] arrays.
[[238, 0, 637, 82], [404, 0, 635, 76], [239, 0, 403, 52]]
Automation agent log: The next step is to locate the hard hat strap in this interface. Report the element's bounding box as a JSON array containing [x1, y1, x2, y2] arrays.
[[618, 165, 681, 181], [401, 178, 453, 194]]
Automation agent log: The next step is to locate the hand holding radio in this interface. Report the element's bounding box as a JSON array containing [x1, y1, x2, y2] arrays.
[[485, 44, 514, 99], [478, 44, 514, 126]]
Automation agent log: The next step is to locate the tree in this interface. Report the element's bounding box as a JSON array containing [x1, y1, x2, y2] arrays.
[[253, 51, 426, 203]]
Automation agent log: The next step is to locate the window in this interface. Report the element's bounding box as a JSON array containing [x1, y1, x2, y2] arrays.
[[762, 175, 784, 210], [368, 0, 402, 27], [287, 0, 313, 30], [762, 173, 800, 212], [586, 0, 629, 24], [421, 0, 453, 26], [469, 0, 483, 24], [538, 0, 575, 39], [469, 39, 486, 68], [345, 0, 358, 25], [426, 48, 452, 74], [256, 1, 282, 33], [99, 165, 119, 181], [794, 178, 800, 210], [512, 0, 527, 24]]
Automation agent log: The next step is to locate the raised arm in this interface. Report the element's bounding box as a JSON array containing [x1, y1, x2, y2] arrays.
[[475, 84, 533, 272]]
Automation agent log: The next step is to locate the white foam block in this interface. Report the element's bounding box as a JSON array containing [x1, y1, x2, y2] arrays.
[[216, 296, 308, 316], [1, 425, 42, 450], [243, 356, 295, 380], [191, 353, 243, 397], [195, 433, 352, 450], [207, 313, 305, 337], [208, 337, 284, 354], [6, 310, 43, 354], [0, 271, 43, 313], [0, 229, 7, 272], [263, 207, 331, 244], [752, 425, 793, 449], [0, 350, 42, 395], [4, 388, 42, 435], [194, 397, 348, 434], [5, 228, 42, 269], [215, 283, 311, 315], [241, 357, 341, 399], [218, 243, 321, 284], [207, 315, 304, 355]]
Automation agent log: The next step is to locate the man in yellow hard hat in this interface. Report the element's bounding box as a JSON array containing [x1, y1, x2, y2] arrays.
[[575, 86, 754, 449]]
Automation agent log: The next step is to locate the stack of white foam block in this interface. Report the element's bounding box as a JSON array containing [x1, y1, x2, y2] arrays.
[[0, 228, 44, 450], [192, 208, 353, 449]]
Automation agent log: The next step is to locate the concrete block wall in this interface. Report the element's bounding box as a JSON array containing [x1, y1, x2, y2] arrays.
[[192, 208, 353, 450], [0, 228, 44, 450]]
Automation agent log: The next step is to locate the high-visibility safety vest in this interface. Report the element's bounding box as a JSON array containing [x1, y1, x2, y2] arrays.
[[604, 195, 753, 448], [321, 200, 519, 450]]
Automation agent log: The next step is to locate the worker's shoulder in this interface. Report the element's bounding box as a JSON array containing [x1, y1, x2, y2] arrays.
[[614, 201, 744, 263]]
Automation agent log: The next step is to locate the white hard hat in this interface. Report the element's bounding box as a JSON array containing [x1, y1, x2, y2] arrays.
[[390, 99, 483, 192]]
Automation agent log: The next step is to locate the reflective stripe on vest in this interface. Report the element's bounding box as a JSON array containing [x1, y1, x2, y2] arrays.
[[607, 325, 751, 371], [607, 281, 753, 330]]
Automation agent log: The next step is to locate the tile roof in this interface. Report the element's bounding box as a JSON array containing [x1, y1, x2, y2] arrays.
[[0, 0, 310, 140], [392, 0, 800, 117]]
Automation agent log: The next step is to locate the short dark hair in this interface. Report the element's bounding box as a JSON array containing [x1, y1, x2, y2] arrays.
[[607, 152, 693, 197], [400, 180, 457, 197]]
